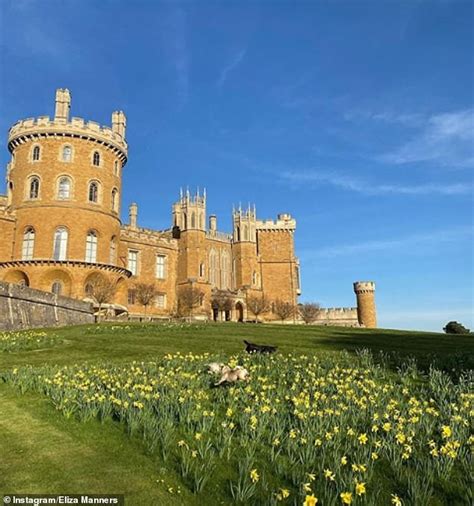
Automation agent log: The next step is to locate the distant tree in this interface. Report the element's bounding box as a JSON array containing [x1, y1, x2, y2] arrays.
[[211, 291, 233, 320], [246, 295, 270, 322], [299, 302, 321, 324], [178, 286, 205, 317], [273, 299, 295, 322], [443, 321, 470, 335], [135, 283, 156, 316], [88, 275, 116, 322]]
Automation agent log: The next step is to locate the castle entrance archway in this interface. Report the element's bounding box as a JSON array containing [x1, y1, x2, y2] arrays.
[[235, 302, 244, 322]]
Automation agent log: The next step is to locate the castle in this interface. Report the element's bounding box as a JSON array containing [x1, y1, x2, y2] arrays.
[[0, 89, 377, 327]]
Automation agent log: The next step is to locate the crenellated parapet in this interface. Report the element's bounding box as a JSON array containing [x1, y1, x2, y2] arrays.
[[206, 230, 233, 243], [121, 225, 178, 248], [8, 115, 128, 163], [256, 213, 296, 231]]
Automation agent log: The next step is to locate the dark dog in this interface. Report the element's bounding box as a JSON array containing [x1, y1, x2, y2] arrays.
[[243, 340, 277, 354]]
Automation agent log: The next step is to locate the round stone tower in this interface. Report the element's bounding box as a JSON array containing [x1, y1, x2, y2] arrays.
[[1, 88, 130, 299], [353, 281, 377, 328]]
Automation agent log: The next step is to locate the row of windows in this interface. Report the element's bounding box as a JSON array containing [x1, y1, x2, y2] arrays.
[[26, 176, 119, 210], [22, 227, 118, 264], [30, 144, 121, 175], [127, 250, 168, 279]]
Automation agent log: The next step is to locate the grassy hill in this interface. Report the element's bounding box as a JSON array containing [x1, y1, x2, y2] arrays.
[[1, 323, 472, 505]]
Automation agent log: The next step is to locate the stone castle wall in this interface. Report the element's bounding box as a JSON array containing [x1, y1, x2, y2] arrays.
[[0, 281, 94, 330]]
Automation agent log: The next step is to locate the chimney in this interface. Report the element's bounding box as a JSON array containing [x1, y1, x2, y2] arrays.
[[209, 215, 217, 231]]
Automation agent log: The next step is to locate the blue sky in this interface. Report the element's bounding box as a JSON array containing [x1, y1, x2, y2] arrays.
[[0, 0, 472, 331]]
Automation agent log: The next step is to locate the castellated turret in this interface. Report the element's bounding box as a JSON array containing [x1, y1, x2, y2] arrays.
[[172, 188, 206, 231], [233, 204, 256, 242], [353, 281, 377, 328], [1, 88, 129, 299]]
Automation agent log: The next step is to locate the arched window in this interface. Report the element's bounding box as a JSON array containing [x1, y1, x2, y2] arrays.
[[57, 176, 71, 199], [7, 181, 13, 206], [92, 151, 100, 166], [22, 227, 35, 260], [114, 160, 120, 176], [252, 271, 258, 286], [236, 226, 241, 242], [199, 262, 205, 278], [85, 283, 94, 297], [62, 145, 72, 162], [29, 177, 40, 199], [183, 213, 187, 229], [85, 231, 98, 263], [88, 181, 99, 203], [110, 236, 117, 264], [191, 212, 196, 228], [111, 188, 118, 212], [32, 145, 41, 161], [53, 227, 68, 260], [51, 281, 62, 296]]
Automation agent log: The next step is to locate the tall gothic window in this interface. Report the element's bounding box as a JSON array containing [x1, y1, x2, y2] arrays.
[[53, 227, 68, 260], [209, 249, 217, 286], [92, 151, 101, 166], [191, 212, 196, 228], [57, 177, 71, 199], [62, 145, 72, 162], [221, 251, 229, 289], [29, 177, 40, 199], [88, 181, 99, 203], [85, 231, 98, 263], [32, 145, 41, 161], [22, 227, 35, 260]]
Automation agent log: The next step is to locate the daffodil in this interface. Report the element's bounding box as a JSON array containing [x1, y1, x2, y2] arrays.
[[340, 491, 353, 504], [303, 494, 318, 506], [250, 468, 259, 483]]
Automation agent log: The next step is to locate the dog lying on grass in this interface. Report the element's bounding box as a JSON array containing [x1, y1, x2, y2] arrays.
[[214, 365, 250, 386], [207, 362, 250, 386], [243, 340, 277, 354]]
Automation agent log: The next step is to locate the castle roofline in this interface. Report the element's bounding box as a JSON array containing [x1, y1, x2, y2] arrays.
[[8, 116, 128, 163]]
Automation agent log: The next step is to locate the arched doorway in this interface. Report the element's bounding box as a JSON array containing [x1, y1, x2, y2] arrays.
[[235, 302, 244, 322]]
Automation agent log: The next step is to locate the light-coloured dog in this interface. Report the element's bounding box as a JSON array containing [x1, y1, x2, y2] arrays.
[[214, 365, 250, 386]]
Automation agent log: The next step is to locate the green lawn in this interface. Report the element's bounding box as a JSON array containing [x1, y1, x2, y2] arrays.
[[1, 323, 472, 505]]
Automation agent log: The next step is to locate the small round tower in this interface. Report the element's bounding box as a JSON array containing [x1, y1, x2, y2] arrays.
[[353, 281, 377, 328]]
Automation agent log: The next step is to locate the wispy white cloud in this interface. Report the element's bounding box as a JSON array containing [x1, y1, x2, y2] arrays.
[[280, 170, 474, 196], [305, 226, 473, 258], [162, 4, 189, 108], [344, 109, 424, 127], [217, 49, 247, 88], [379, 108, 474, 168]]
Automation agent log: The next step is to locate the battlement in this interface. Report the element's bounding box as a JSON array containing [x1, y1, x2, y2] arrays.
[[256, 213, 296, 231], [353, 281, 376, 293], [312, 306, 359, 327], [7, 89, 127, 161], [206, 230, 233, 243], [121, 225, 177, 247], [8, 115, 128, 159]]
